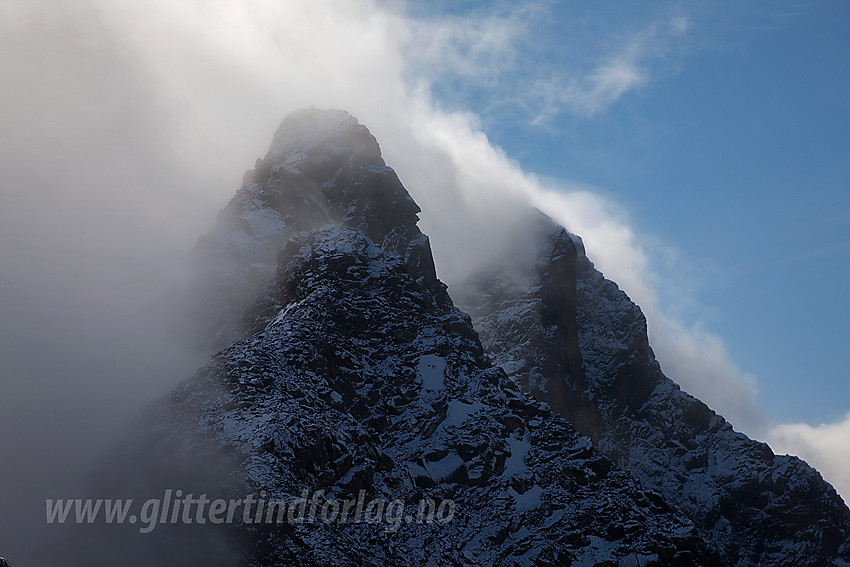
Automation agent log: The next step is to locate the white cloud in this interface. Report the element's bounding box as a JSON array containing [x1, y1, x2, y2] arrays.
[[768, 414, 850, 505], [530, 16, 690, 120], [401, 4, 538, 83], [649, 316, 766, 434], [534, 53, 648, 120]]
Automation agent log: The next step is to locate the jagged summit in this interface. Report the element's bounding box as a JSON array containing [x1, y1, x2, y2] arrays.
[[266, 108, 381, 167], [456, 210, 850, 566], [189, 108, 440, 351], [105, 109, 848, 566], [97, 110, 724, 566]]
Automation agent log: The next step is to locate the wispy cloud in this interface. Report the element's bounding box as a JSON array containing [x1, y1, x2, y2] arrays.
[[530, 15, 690, 121], [401, 3, 542, 84], [396, 6, 692, 122]]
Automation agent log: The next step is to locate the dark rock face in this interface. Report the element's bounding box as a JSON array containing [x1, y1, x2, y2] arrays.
[[106, 109, 725, 566], [456, 213, 850, 567], [452, 212, 603, 437], [135, 224, 717, 566], [94, 108, 849, 566]]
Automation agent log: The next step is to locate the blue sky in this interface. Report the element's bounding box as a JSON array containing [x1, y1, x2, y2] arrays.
[[416, 0, 850, 425]]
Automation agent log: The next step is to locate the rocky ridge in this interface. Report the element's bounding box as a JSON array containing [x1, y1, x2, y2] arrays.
[[149, 222, 716, 565], [455, 213, 850, 566], [97, 108, 849, 566], [131, 108, 721, 565]]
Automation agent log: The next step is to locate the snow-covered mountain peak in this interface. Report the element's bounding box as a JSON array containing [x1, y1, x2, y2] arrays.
[[107, 188, 719, 567], [188, 108, 439, 352], [124, 111, 849, 566], [456, 210, 850, 566], [266, 107, 382, 173]]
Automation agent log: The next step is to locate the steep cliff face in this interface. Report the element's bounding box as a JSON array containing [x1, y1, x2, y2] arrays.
[[104, 110, 723, 566], [142, 225, 716, 566], [456, 213, 850, 567], [451, 212, 602, 435]]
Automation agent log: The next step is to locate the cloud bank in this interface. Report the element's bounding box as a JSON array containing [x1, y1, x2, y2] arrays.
[[0, 0, 845, 561]]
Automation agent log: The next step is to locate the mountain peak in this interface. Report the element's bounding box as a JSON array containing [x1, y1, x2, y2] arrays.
[[455, 209, 850, 566], [188, 108, 441, 351], [162, 111, 849, 566], [266, 107, 382, 172], [109, 172, 719, 567]]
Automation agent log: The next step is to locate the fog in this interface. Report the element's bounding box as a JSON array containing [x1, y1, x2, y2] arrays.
[[0, 0, 845, 562]]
